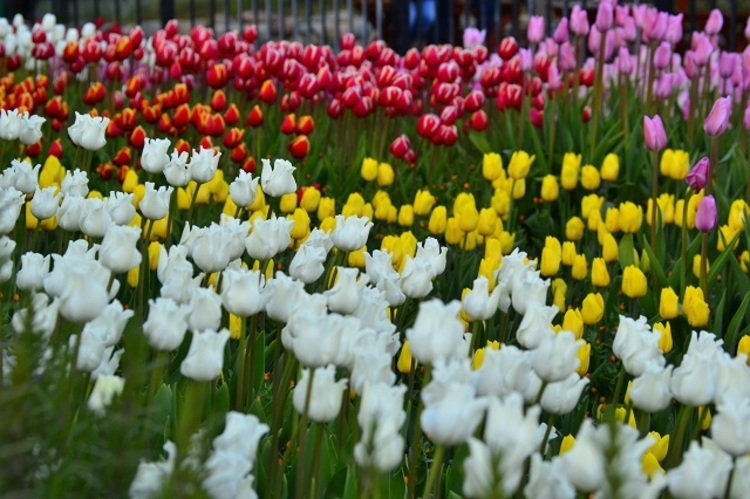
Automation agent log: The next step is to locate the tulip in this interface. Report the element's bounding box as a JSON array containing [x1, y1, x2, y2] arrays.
[[703, 96, 732, 136], [260, 158, 297, 197], [659, 287, 680, 319], [180, 328, 230, 381], [705, 8, 724, 35], [581, 293, 604, 325], [600, 153, 619, 181], [643, 115, 667, 151], [695, 195, 717, 232], [686, 156, 709, 190], [527, 16, 545, 44], [570, 5, 590, 36], [595, 1, 614, 32], [68, 111, 109, 151]]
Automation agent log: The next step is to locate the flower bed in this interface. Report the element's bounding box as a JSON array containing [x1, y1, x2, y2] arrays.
[[2, 5, 750, 498]]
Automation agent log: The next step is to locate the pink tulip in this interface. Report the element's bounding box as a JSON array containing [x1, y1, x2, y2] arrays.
[[703, 96, 732, 136], [643, 115, 667, 151], [653, 41, 672, 70], [686, 157, 709, 190], [617, 47, 634, 75], [746, 14, 750, 40], [666, 14, 683, 45], [631, 5, 649, 31], [622, 17, 637, 42], [570, 5, 590, 37], [614, 5, 630, 27], [595, 1, 614, 32], [695, 195, 717, 232], [705, 9, 724, 36], [553, 18, 569, 44], [744, 101, 750, 130], [684, 51, 699, 79], [719, 52, 736, 79], [559, 42, 576, 71], [654, 73, 673, 99], [527, 16, 545, 44], [692, 32, 713, 66], [647, 12, 669, 42]]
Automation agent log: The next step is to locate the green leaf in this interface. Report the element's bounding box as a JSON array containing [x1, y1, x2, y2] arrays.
[[618, 233, 636, 269], [215, 382, 230, 415], [708, 230, 742, 284], [713, 290, 727, 337], [641, 234, 669, 288], [152, 383, 172, 428], [468, 130, 491, 155], [528, 124, 548, 174], [724, 291, 750, 353], [254, 331, 266, 395]]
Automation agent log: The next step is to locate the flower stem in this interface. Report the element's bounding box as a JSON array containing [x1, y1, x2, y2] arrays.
[[235, 316, 247, 411], [407, 366, 432, 499], [700, 233, 709, 299], [421, 444, 445, 499], [680, 188, 691, 297], [664, 404, 694, 469], [539, 414, 557, 456], [295, 369, 316, 499], [650, 150, 659, 256]]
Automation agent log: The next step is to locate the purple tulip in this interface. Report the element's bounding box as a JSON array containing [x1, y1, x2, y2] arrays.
[[744, 101, 750, 130], [746, 14, 750, 40], [704, 96, 732, 136], [554, 18, 569, 43], [643, 115, 668, 151], [654, 41, 672, 70], [705, 9, 724, 36], [559, 42, 577, 71], [527, 15, 545, 44], [570, 5, 590, 37], [617, 47, 635, 75], [684, 50, 699, 79], [647, 12, 669, 42], [719, 52, 736, 79], [695, 195, 717, 232], [666, 14, 684, 45], [692, 32, 713, 66], [614, 5, 630, 27], [686, 157, 710, 190], [595, 1, 614, 32]]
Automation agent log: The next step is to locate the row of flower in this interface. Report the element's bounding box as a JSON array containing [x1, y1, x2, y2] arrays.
[[2, 2, 750, 498]]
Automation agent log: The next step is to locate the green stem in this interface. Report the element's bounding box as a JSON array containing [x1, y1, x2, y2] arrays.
[[235, 316, 248, 411], [407, 366, 432, 499], [295, 369, 316, 499], [664, 405, 694, 469], [421, 444, 445, 499], [308, 423, 326, 499], [680, 188, 691, 297], [650, 150, 659, 255], [539, 414, 557, 456], [187, 181, 202, 226], [700, 233, 709, 299]]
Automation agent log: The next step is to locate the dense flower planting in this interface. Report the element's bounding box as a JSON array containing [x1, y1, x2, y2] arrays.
[[2, 3, 750, 498]]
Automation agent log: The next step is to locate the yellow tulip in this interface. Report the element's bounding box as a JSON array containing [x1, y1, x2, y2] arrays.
[[591, 258, 610, 287], [562, 308, 584, 339], [580, 165, 601, 190], [581, 293, 604, 325], [572, 254, 588, 281], [600, 153, 620, 181], [659, 287, 679, 320], [482, 152, 503, 181], [566, 217, 585, 241], [540, 175, 559, 202], [507, 151, 535, 179], [360, 157, 378, 181], [561, 152, 581, 190], [618, 202, 643, 233]]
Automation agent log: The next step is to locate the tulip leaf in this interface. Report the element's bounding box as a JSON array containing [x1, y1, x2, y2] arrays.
[[639, 288, 658, 320], [343, 464, 357, 499], [215, 382, 230, 415], [528, 124, 548, 174], [254, 331, 266, 395], [503, 112, 517, 151], [713, 290, 727, 338], [618, 233, 635, 269], [728, 255, 750, 297], [468, 130, 491, 155], [640, 235, 669, 288], [708, 230, 742, 285], [724, 291, 750, 354], [380, 469, 406, 498]]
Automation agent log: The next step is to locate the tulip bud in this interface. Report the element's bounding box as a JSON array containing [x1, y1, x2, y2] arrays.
[[389, 134, 410, 159], [695, 195, 717, 232], [622, 265, 648, 298], [643, 115, 667, 151], [591, 257, 610, 287], [703, 96, 732, 137], [581, 293, 604, 325]]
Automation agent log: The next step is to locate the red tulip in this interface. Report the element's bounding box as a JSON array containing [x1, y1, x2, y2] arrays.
[[390, 134, 410, 159], [469, 110, 488, 131], [288, 135, 310, 159]]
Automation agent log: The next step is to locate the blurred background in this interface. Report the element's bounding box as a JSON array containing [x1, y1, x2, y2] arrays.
[[0, 0, 747, 52]]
